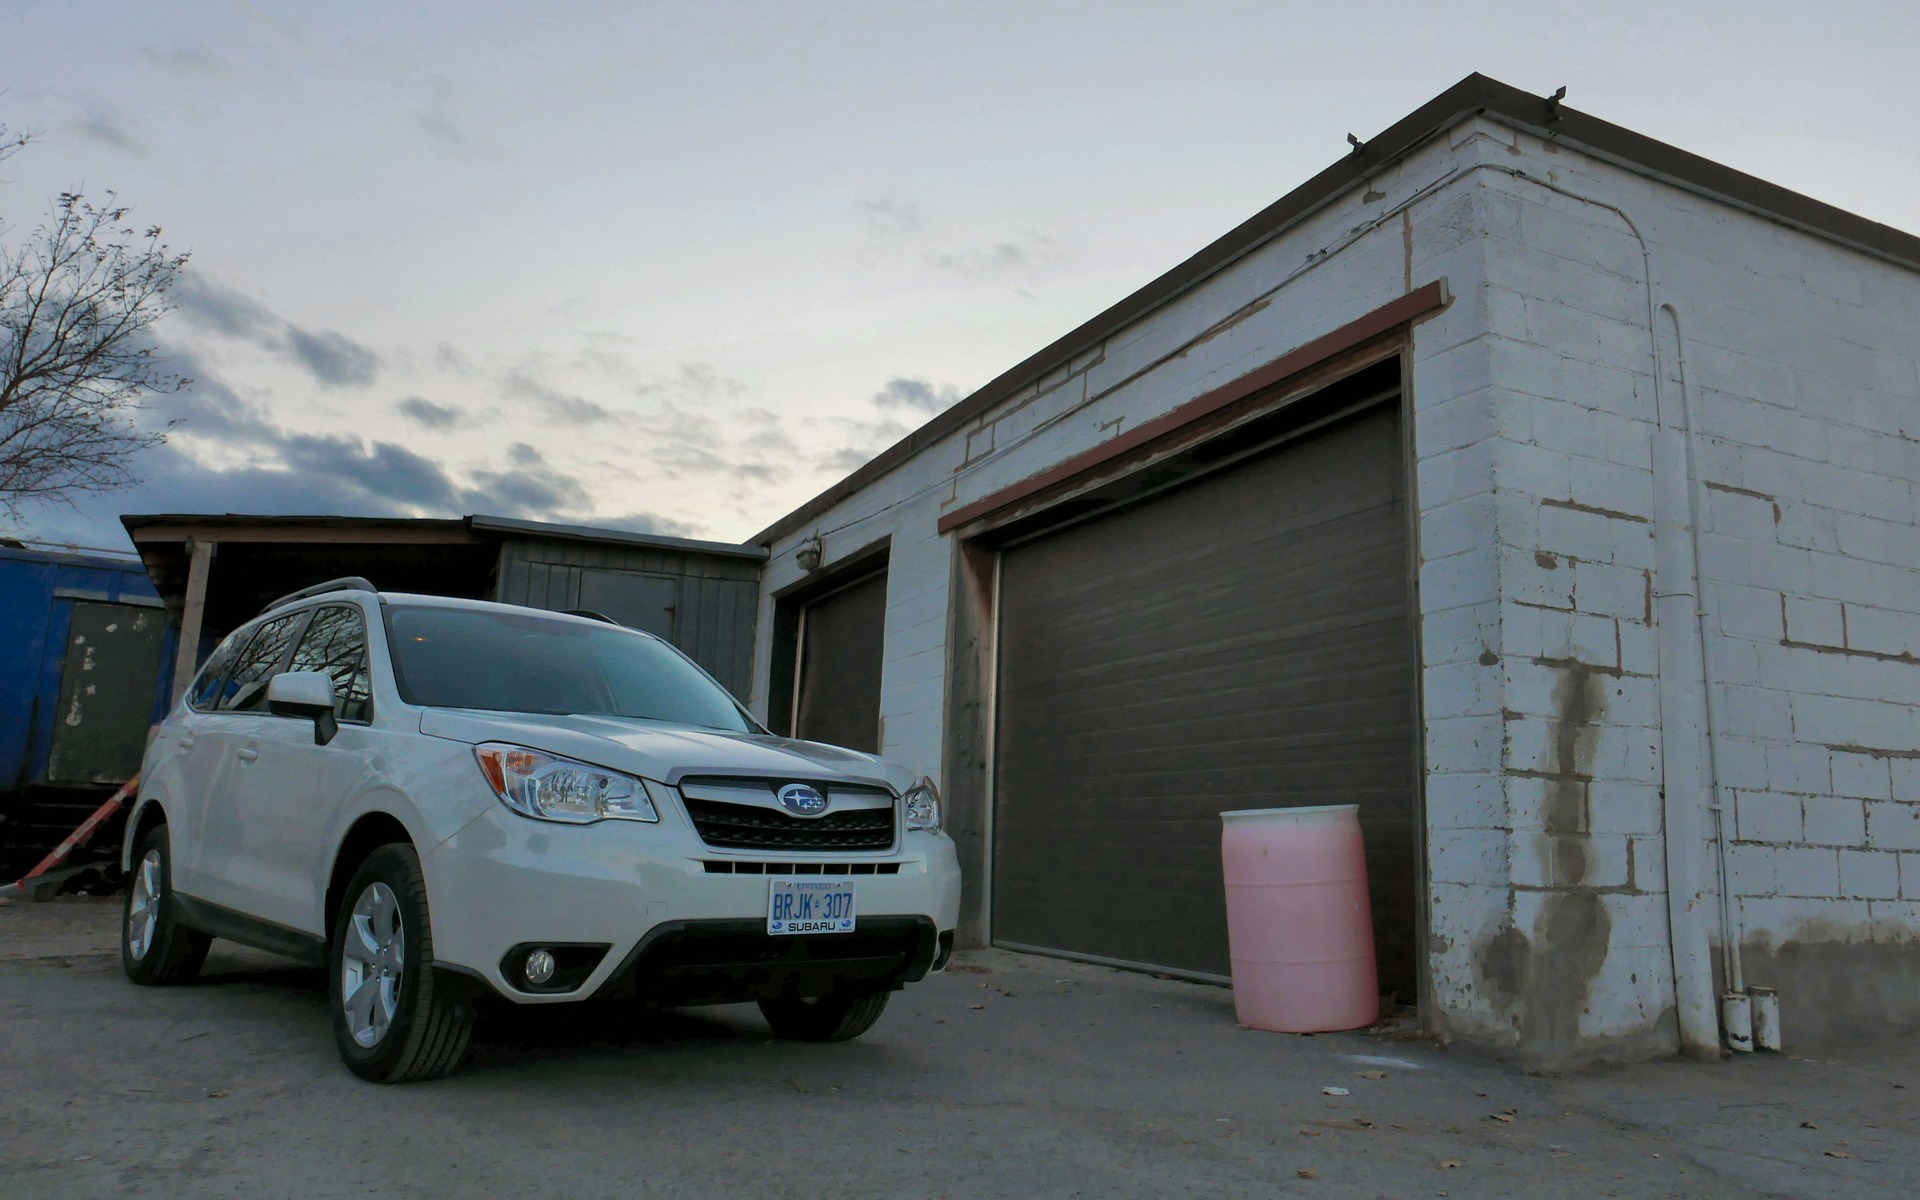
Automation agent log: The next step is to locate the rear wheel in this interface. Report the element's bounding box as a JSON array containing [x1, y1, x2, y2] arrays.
[[759, 987, 891, 1042], [120, 825, 211, 985], [329, 843, 474, 1083]]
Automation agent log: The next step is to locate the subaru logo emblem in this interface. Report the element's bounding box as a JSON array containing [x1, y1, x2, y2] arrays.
[[777, 783, 828, 818]]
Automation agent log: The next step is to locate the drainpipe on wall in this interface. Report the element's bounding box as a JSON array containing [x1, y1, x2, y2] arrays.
[[1465, 166, 1746, 1058], [1651, 304, 1736, 1058]]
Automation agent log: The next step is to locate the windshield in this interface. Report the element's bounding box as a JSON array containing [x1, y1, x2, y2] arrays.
[[384, 605, 754, 732]]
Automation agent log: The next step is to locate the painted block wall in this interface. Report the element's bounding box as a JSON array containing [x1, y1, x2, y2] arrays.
[[1445, 123, 1920, 1061], [752, 122, 1509, 1014], [748, 110, 1920, 1067], [751, 123, 1503, 748]]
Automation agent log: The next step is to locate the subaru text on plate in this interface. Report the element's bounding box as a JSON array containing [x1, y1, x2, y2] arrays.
[[120, 579, 961, 1082]]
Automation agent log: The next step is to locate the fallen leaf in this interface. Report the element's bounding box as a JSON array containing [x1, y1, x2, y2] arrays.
[[1440, 1158, 1465, 1169], [1321, 1086, 1350, 1097], [947, 964, 992, 975], [1296, 1168, 1318, 1180], [1800, 1121, 1818, 1130], [1298, 1128, 1322, 1137], [1489, 1112, 1515, 1124], [206, 1091, 228, 1099], [1355, 1070, 1386, 1080], [968, 1004, 985, 1010], [1353, 1118, 1377, 1129], [1825, 1150, 1857, 1159]]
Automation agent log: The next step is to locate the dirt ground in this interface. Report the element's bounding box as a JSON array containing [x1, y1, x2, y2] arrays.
[[2, 895, 1914, 1199]]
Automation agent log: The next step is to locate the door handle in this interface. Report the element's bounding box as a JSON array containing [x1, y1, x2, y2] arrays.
[[176, 735, 196, 752], [236, 748, 260, 763]]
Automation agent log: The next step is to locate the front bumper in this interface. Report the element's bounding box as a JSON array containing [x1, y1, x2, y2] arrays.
[[421, 802, 962, 1004], [592, 916, 945, 1005]]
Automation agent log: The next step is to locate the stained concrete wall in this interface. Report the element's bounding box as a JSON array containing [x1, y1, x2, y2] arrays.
[[746, 109, 1920, 1069], [1439, 123, 1920, 1064]]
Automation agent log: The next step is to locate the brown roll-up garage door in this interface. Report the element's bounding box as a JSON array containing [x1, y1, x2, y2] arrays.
[[991, 403, 1417, 995], [793, 570, 888, 753]]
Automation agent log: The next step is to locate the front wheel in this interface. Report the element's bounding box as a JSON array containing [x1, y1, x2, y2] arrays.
[[120, 825, 210, 985], [329, 843, 474, 1082], [759, 987, 892, 1042]]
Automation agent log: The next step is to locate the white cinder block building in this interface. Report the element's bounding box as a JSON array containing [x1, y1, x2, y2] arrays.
[[744, 75, 1920, 1069]]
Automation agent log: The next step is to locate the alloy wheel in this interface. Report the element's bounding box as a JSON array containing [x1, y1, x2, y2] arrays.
[[126, 848, 162, 961], [340, 882, 405, 1048]]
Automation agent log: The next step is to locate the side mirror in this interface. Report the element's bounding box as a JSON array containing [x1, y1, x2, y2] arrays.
[[267, 671, 340, 746]]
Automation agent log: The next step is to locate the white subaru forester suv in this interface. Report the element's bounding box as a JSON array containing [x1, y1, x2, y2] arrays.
[[120, 579, 961, 1082]]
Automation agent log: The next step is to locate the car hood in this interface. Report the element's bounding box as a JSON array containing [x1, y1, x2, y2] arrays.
[[417, 708, 914, 792]]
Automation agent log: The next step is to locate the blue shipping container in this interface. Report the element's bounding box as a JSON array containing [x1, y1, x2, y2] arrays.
[[0, 545, 178, 790]]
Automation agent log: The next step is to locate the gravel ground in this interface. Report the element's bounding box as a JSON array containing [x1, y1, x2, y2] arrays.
[[2, 895, 1914, 1199]]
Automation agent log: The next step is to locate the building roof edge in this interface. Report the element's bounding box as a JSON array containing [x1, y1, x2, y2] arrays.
[[751, 72, 1920, 546]]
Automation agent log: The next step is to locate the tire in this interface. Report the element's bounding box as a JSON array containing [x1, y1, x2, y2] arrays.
[[759, 987, 892, 1042], [328, 843, 474, 1083], [120, 824, 211, 986]]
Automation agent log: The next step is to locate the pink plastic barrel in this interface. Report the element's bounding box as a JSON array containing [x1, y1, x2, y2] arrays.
[[1221, 804, 1378, 1033]]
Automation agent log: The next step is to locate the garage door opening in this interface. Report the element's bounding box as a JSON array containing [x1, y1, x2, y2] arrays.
[[767, 544, 890, 754], [986, 360, 1420, 1004]]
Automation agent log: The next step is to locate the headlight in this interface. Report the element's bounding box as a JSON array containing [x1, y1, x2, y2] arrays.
[[902, 776, 941, 831], [474, 743, 660, 824]]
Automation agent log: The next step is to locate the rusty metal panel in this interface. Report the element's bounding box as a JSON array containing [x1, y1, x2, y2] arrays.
[[991, 406, 1417, 992], [46, 601, 168, 784]]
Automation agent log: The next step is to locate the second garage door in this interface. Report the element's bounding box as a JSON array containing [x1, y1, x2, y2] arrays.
[[991, 403, 1418, 995], [792, 569, 888, 753]]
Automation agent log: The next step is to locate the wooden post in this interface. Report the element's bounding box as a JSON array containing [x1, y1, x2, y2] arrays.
[[170, 538, 215, 705]]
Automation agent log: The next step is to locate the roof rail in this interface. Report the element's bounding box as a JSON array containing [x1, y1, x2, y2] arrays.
[[563, 609, 621, 625], [263, 576, 378, 613]]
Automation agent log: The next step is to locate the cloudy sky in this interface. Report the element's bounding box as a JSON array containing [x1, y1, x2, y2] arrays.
[[4, 1, 1916, 552]]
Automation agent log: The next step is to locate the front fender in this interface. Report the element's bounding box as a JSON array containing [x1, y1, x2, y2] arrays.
[[123, 746, 186, 873], [318, 757, 496, 944]]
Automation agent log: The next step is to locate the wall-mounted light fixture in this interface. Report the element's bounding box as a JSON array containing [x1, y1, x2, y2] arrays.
[[795, 536, 824, 572]]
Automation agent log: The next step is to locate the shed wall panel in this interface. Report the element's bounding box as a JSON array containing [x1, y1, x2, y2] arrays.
[[491, 536, 760, 699]]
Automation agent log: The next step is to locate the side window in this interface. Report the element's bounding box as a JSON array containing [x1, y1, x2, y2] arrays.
[[186, 627, 257, 713], [217, 613, 306, 713], [288, 606, 373, 722]]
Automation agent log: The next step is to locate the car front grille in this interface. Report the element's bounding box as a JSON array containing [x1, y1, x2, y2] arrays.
[[701, 860, 902, 875], [678, 781, 896, 852]]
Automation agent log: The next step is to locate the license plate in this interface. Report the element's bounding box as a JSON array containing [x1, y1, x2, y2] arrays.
[[768, 878, 857, 935]]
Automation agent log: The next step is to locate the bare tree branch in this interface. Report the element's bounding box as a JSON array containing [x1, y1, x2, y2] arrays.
[[1, 129, 186, 515]]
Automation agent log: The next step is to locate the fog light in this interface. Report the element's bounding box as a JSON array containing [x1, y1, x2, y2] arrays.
[[524, 948, 556, 985]]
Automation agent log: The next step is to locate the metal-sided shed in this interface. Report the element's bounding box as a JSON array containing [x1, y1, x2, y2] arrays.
[[121, 514, 765, 700], [483, 516, 763, 697]]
